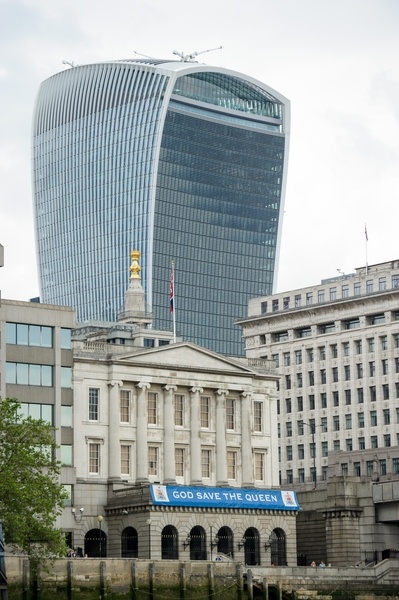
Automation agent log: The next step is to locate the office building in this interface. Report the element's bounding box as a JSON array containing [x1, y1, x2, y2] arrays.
[[237, 259, 399, 487], [32, 57, 290, 355]]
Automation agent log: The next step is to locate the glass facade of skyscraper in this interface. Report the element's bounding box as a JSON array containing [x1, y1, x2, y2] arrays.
[[32, 60, 289, 355]]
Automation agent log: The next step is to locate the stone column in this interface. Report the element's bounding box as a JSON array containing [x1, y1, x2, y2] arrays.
[[215, 389, 229, 486], [241, 391, 253, 487], [163, 384, 177, 483], [190, 386, 203, 485], [108, 380, 123, 481], [136, 382, 151, 484]]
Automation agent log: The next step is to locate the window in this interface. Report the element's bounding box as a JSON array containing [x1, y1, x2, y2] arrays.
[[61, 405, 72, 427], [357, 388, 364, 403], [380, 335, 388, 350], [297, 327, 312, 338], [379, 459, 387, 476], [319, 346, 326, 360], [89, 443, 100, 474], [285, 375, 291, 389], [355, 340, 362, 354], [366, 460, 374, 476], [354, 462, 361, 476], [272, 299, 279, 312], [295, 350, 302, 365], [307, 349, 314, 362], [341, 463, 348, 477], [6, 362, 52, 386], [175, 448, 185, 477], [394, 334, 399, 349], [61, 445, 72, 466], [344, 365, 351, 381], [308, 395, 315, 410], [369, 314, 385, 325], [384, 434, 391, 448], [175, 394, 184, 427], [379, 278, 386, 291], [298, 468, 305, 483], [297, 396, 303, 412], [286, 421, 292, 437], [333, 391, 339, 406], [253, 401, 263, 432], [358, 412, 365, 427], [19, 403, 53, 424], [286, 398, 292, 413], [382, 384, 389, 400], [148, 446, 159, 476], [283, 296, 290, 309], [382, 359, 388, 375], [286, 445, 293, 461], [286, 470, 293, 484], [6, 322, 53, 348], [342, 285, 349, 298], [201, 396, 210, 428], [392, 275, 399, 288], [333, 416, 340, 431], [226, 398, 235, 430], [297, 373, 303, 388], [358, 437, 365, 450], [354, 283, 361, 296], [89, 388, 99, 421], [298, 444, 304, 459], [320, 393, 327, 409], [261, 301, 268, 314], [370, 436, 378, 448], [294, 294, 302, 307], [366, 280, 373, 293], [272, 354, 279, 368], [393, 458, 399, 475], [345, 414, 352, 429], [320, 369, 326, 384], [369, 361, 375, 377], [297, 420, 304, 436], [322, 441, 328, 457], [370, 410, 377, 426], [306, 292, 313, 305], [121, 445, 131, 475], [308, 371, 314, 386], [148, 393, 158, 425], [144, 338, 155, 348], [343, 342, 350, 356], [227, 451, 237, 480], [344, 319, 360, 330], [383, 409, 390, 425], [283, 352, 291, 366], [331, 344, 338, 358], [368, 338, 375, 352], [356, 363, 363, 379], [346, 439, 353, 451], [318, 290, 325, 302], [345, 389, 351, 405], [333, 440, 341, 451], [330, 288, 336, 300], [332, 367, 338, 383], [254, 452, 265, 481], [395, 357, 399, 374], [120, 390, 130, 423]]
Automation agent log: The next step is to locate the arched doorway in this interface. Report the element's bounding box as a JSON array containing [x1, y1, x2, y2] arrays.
[[162, 525, 178, 559], [270, 528, 287, 566], [217, 526, 234, 558], [121, 527, 138, 558], [190, 526, 206, 560], [85, 528, 107, 557], [244, 527, 260, 566]]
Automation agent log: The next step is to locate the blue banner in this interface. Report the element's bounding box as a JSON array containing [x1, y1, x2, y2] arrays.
[[150, 485, 299, 511]]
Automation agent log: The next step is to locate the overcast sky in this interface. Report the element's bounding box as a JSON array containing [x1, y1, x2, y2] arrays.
[[0, 0, 398, 304]]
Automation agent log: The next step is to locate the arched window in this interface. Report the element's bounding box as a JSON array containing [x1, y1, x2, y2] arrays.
[[121, 527, 138, 558], [190, 526, 206, 560], [243, 527, 260, 566], [161, 525, 178, 559], [216, 526, 234, 558], [84, 528, 107, 557], [270, 528, 287, 566]]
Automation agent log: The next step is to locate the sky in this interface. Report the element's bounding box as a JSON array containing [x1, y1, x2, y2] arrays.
[[0, 0, 398, 303]]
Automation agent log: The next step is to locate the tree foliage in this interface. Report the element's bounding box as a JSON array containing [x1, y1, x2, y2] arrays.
[[0, 398, 67, 561]]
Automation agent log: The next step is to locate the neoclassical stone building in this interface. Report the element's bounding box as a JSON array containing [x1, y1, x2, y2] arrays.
[[68, 253, 299, 564]]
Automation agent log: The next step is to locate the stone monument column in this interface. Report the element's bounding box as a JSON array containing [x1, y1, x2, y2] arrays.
[[163, 384, 177, 483], [108, 380, 123, 481], [241, 391, 253, 487], [136, 382, 151, 483], [190, 386, 203, 485], [215, 388, 229, 486]]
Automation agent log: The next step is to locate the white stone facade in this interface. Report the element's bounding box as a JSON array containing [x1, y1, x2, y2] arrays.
[[237, 260, 399, 488]]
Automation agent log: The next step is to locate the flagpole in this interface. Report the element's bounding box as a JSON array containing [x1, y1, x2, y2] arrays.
[[365, 224, 368, 274]]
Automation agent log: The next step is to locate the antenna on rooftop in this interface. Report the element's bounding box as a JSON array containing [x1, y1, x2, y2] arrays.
[[172, 46, 223, 62], [62, 60, 76, 68], [133, 51, 156, 60]]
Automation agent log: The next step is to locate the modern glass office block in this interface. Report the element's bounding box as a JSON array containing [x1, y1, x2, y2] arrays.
[[32, 59, 290, 355]]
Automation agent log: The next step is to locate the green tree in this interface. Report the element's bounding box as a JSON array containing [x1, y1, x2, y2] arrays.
[[0, 398, 67, 561]]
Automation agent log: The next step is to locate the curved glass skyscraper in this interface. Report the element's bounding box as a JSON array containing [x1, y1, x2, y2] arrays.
[[32, 59, 290, 355]]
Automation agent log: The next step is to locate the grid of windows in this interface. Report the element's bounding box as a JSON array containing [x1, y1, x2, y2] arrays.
[[201, 449, 211, 478], [175, 447, 185, 477], [226, 398, 236, 430], [254, 452, 265, 481], [18, 402, 53, 424], [120, 390, 130, 423], [253, 401, 263, 432], [121, 445, 131, 475], [148, 446, 158, 476], [6, 322, 53, 348], [174, 394, 184, 426], [89, 443, 100, 474], [6, 362, 52, 387], [148, 393, 158, 425], [227, 450, 237, 480], [200, 396, 210, 428]]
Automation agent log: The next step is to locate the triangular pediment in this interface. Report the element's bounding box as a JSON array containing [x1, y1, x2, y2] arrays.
[[116, 342, 255, 374]]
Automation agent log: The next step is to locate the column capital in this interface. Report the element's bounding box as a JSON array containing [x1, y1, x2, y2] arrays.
[[136, 381, 151, 390], [163, 384, 177, 393], [190, 386, 203, 395], [240, 391, 252, 399], [107, 380, 123, 388], [216, 388, 229, 396]]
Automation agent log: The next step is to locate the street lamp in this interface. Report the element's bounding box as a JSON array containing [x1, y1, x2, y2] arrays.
[[303, 421, 317, 488], [97, 515, 103, 557]]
